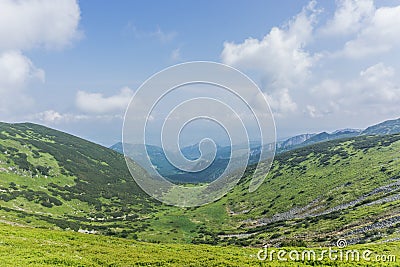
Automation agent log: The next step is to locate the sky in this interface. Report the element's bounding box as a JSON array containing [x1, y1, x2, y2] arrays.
[[1, 0, 400, 147]]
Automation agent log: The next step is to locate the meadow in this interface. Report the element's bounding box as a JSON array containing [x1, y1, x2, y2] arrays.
[[0, 223, 398, 266]]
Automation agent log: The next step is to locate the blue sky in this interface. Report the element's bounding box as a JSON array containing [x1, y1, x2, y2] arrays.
[[1, 0, 400, 146]]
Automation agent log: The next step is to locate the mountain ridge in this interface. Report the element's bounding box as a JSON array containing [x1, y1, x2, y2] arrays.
[[111, 117, 400, 164], [1, 119, 400, 247]]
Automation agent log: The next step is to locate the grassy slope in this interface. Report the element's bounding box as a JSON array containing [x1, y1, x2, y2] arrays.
[[143, 134, 400, 246], [0, 122, 400, 249], [0, 223, 398, 266], [0, 122, 160, 237]]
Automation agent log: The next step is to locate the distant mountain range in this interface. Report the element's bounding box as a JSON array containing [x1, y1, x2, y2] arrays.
[[277, 128, 362, 152], [276, 118, 400, 152], [362, 117, 400, 135], [276, 133, 316, 150], [111, 118, 400, 183], [2, 117, 400, 247], [110, 142, 259, 183]]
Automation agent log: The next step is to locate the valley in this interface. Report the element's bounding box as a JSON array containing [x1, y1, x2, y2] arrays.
[[0, 120, 400, 265]]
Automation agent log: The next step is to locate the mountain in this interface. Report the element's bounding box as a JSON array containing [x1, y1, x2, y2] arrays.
[[132, 132, 400, 247], [272, 117, 400, 152], [301, 128, 362, 146], [0, 122, 157, 237], [332, 128, 362, 134], [110, 117, 400, 182], [187, 133, 400, 247], [2, 120, 400, 248], [109, 141, 123, 154], [362, 117, 400, 136], [276, 133, 315, 152], [110, 142, 227, 183], [110, 142, 262, 183], [111, 142, 180, 178], [275, 129, 361, 153]]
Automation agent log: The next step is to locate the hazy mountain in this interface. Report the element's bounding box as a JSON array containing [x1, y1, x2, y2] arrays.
[[273, 117, 400, 151], [276, 133, 315, 152], [110, 141, 265, 183], [111, 118, 400, 171], [110, 142, 179, 177], [301, 128, 362, 146], [1, 120, 400, 247], [362, 117, 400, 136]]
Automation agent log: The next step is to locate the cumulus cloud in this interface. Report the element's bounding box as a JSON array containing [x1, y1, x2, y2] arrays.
[[309, 63, 400, 117], [32, 110, 123, 124], [35, 110, 64, 123], [0, 0, 81, 117], [360, 63, 394, 83], [221, 1, 320, 90], [0, 0, 81, 51], [340, 4, 400, 58], [310, 79, 342, 97], [0, 50, 44, 114], [221, 1, 321, 118], [320, 0, 374, 36], [0, 50, 44, 91], [352, 63, 400, 105], [308, 2, 400, 117], [306, 105, 323, 118], [220, 0, 400, 136], [264, 89, 297, 117], [76, 87, 134, 114]]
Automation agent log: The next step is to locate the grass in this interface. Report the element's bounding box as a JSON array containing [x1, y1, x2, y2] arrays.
[[140, 134, 400, 246], [0, 223, 399, 266], [0, 121, 400, 248]]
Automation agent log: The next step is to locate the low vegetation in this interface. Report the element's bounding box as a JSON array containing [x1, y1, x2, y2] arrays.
[[0, 121, 400, 266], [0, 223, 398, 266]]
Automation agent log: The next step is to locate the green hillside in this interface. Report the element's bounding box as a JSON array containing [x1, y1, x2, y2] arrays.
[[0, 122, 158, 237], [138, 134, 400, 247], [0, 223, 398, 266], [362, 118, 400, 135], [0, 122, 399, 251]]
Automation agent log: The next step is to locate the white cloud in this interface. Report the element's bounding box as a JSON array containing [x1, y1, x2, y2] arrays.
[[218, 0, 400, 135], [340, 4, 400, 58], [0, 0, 81, 51], [320, 0, 374, 36], [32, 110, 123, 124], [308, 63, 400, 118], [150, 26, 177, 43], [221, 1, 321, 118], [353, 63, 400, 105], [305, 2, 400, 118], [306, 105, 322, 118], [124, 23, 177, 43], [0, 50, 44, 114], [310, 79, 342, 97], [264, 89, 297, 117], [35, 110, 64, 123], [76, 87, 134, 114], [170, 48, 181, 61], [221, 1, 320, 90], [316, 1, 400, 59], [0, 50, 44, 92], [360, 62, 394, 83], [0, 0, 81, 117]]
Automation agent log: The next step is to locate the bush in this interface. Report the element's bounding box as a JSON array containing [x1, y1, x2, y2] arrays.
[[40, 201, 53, 208]]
